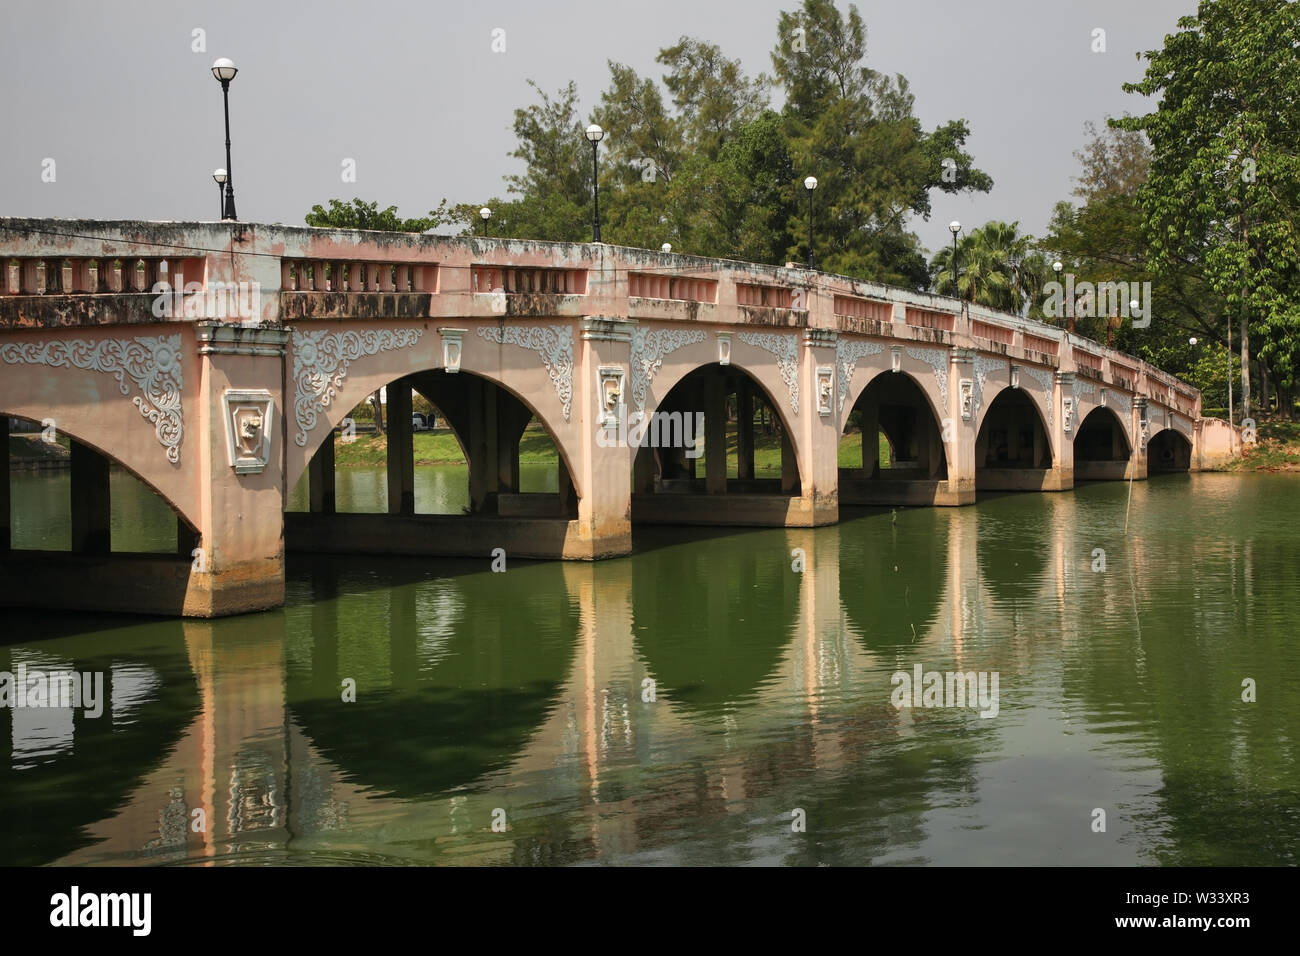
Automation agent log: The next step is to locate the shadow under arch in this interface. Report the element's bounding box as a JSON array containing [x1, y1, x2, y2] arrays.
[[409, 368, 574, 512], [3, 411, 198, 549], [284, 557, 578, 798], [0, 614, 201, 865], [973, 387, 1056, 495], [841, 370, 949, 480], [1075, 405, 1132, 481], [631, 529, 799, 714], [838, 369, 953, 507], [631, 362, 802, 499], [837, 506, 950, 651], [287, 367, 578, 516], [1148, 428, 1192, 474]]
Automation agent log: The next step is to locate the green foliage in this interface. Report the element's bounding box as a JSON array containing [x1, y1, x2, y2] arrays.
[[304, 198, 453, 233], [771, 0, 991, 287], [393, 1, 990, 287], [931, 220, 1049, 315], [1043, 120, 1240, 389], [1112, 0, 1300, 404]]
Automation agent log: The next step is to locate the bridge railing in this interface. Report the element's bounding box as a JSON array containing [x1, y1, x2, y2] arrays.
[[279, 259, 437, 294], [2, 256, 206, 295], [0, 219, 1205, 414]]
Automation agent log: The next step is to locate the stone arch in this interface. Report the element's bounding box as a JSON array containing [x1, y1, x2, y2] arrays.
[[972, 374, 1057, 463], [975, 388, 1053, 470], [840, 351, 949, 445], [286, 367, 578, 504], [1073, 405, 1132, 480], [0, 331, 196, 527], [1148, 427, 1192, 473], [637, 330, 806, 465], [1075, 405, 1131, 455], [2, 410, 199, 535], [842, 368, 950, 480], [283, 320, 583, 500], [630, 361, 803, 497]]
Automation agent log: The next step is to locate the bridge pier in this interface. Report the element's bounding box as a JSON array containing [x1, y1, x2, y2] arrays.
[[945, 348, 977, 505], [182, 324, 289, 617], [1051, 372, 1075, 490], [70, 440, 111, 554], [386, 379, 414, 515], [570, 317, 633, 557], [308, 434, 336, 514]]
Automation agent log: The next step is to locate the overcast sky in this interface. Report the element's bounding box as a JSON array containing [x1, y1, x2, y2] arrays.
[[0, 0, 1195, 258]]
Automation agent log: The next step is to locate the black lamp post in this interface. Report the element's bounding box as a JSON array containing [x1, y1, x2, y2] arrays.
[[948, 220, 962, 300], [479, 207, 492, 237], [211, 57, 239, 221], [585, 124, 604, 242], [212, 169, 227, 220], [804, 176, 818, 269]]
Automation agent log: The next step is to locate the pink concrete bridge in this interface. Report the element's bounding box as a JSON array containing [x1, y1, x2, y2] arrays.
[[0, 218, 1237, 617]]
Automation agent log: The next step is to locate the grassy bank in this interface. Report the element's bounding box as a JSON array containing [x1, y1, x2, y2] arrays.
[[330, 425, 562, 467], [1221, 420, 1300, 473]]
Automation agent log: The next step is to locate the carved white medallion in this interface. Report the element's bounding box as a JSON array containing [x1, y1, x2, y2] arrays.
[[716, 332, 732, 367], [598, 366, 625, 428], [223, 389, 274, 474], [439, 328, 466, 374], [816, 365, 834, 416]]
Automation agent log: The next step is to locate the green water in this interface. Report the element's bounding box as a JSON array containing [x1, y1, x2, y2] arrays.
[[1, 469, 1297, 866]]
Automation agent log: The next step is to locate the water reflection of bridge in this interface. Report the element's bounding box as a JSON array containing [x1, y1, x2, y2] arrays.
[[10, 478, 1283, 865]]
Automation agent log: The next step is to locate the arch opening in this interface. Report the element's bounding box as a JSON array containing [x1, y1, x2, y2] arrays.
[[975, 388, 1054, 492], [2, 412, 197, 557], [285, 371, 580, 559], [839, 371, 948, 506], [1075, 406, 1132, 481], [1148, 428, 1191, 474], [629, 364, 802, 526]]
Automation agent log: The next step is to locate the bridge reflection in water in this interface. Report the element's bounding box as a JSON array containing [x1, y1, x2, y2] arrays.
[[2, 473, 1297, 866]]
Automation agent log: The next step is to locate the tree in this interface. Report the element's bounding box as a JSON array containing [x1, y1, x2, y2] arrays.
[[492, 80, 595, 242], [1113, 0, 1300, 417], [932, 221, 1048, 315], [304, 198, 450, 233], [415, 7, 992, 291], [657, 37, 769, 161], [1044, 121, 1229, 383], [770, 0, 992, 288]]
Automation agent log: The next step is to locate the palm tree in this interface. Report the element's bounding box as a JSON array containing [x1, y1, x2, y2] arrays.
[[930, 221, 1050, 317]]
